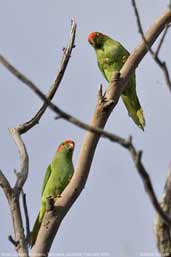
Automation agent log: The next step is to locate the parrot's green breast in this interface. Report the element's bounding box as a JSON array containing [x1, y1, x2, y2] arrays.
[[42, 154, 74, 202], [96, 38, 129, 81]]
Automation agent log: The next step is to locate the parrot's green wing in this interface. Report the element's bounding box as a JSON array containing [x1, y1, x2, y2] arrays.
[[97, 61, 108, 81], [41, 164, 51, 196], [30, 165, 51, 247], [97, 38, 130, 81]]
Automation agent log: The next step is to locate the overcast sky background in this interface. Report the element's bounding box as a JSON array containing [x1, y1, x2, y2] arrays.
[[0, 1, 171, 256]]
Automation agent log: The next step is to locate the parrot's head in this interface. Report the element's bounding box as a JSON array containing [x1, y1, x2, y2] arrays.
[[88, 32, 107, 49], [57, 140, 75, 156]]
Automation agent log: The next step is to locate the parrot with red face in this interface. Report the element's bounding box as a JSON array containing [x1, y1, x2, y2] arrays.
[[30, 140, 75, 247], [88, 32, 145, 130]]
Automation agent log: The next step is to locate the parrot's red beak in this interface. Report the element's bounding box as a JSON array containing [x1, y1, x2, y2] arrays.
[[68, 141, 75, 150]]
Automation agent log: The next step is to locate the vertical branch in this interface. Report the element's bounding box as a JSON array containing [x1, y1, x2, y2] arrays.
[[21, 191, 30, 242], [9, 194, 29, 257], [9, 128, 29, 192], [0, 170, 12, 201], [2, 128, 30, 256]]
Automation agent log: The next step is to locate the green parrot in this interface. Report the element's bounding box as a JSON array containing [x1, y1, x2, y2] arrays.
[[30, 140, 75, 247], [88, 32, 145, 130]]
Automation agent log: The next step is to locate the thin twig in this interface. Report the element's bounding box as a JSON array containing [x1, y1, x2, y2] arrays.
[[21, 190, 30, 242], [128, 142, 171, 227], [156, 24, 171, 56], [131, 0, 171, 92], [131, 0, 156, 56], [0, 18, 76, 134], [8, 235, 19, 247]]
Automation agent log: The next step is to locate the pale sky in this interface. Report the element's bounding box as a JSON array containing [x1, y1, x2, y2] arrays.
[[0, 1, 171, 256]]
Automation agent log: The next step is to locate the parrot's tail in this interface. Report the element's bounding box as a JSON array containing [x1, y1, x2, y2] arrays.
[[121, 93, 145, 130], [30, 212, 41, 248], [137, 108, 145, 131]]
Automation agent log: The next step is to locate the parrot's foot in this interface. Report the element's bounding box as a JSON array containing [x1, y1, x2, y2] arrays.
[[46, 197, 55, 211], [54, 194, 62, 204]]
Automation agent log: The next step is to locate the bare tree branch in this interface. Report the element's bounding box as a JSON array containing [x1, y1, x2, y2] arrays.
[[21, 191, 30, 242], [131, 0, 171, 92], [156, 23, 171, 56], [9, 128, 29, 193], [8, 235, 19, 247], [1, 167, 29, 256], [9, 193, 29, 257], [128, 142, 171, 227], [0, 18, 76, 134], [0, 169, 12, 200], [0, 19, 77, 257]]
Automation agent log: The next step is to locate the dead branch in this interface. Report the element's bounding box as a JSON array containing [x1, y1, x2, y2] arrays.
[[156, 23, 171, 56], [0, 19, 76, 257], [0, 169, 12, 201], [21, 191, 30, 242], [9, 128, 29, 193], [131, 0, 171, 92], [0, 18, 76, 134]]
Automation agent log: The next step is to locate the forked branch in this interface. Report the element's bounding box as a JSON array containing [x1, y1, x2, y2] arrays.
[[0, 19, 76, 257]]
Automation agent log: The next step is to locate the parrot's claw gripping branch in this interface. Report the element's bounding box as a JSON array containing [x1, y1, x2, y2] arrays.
[[46, 198, 55, 212]]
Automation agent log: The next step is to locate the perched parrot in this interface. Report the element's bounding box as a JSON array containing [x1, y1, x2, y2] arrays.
[[30, 140, 75, 247], [88, 32, 145, 130]]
